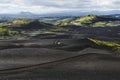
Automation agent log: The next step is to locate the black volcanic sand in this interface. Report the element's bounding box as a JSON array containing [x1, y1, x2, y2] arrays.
[[0, 39, 95, 52], [0, 39, 119, 80], [0, 48, 79, 70], [0, 47, 119, 80], [0, 48, 112, 70]]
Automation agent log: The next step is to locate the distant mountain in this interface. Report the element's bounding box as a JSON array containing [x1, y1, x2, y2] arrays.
[[106, 14, 120, 18], [0, 10, 120, 18], [0, 12, 40, 19], [19, 12, 34, 15], [41, 10, 120, 17]]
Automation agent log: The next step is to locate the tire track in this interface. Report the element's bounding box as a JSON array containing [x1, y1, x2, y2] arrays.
[[0, 53, 112, 74]]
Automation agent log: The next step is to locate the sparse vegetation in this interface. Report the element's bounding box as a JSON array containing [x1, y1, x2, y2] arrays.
[[0, 28, 17, 36], [55, 15, 96, 26], [0, 15, 119, 40], [0, 22, 10, 27], [88, 38, 120, 54], [93, 22, 106, 27], [55, 15, 120, 27], [72, 15, 96, 25], [55, 18, 72, 26], [50, 27, 69, 32], [12, 19, 31, 27]]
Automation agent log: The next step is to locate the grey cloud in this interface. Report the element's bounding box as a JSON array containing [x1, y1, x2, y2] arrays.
[[22, 0, 120, 10], [27, 0, 92, 8], [0, 0, 120, 13], [0, 0, 11, 3]]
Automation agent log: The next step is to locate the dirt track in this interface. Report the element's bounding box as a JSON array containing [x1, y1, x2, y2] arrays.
[[0, 47, 119, 80]]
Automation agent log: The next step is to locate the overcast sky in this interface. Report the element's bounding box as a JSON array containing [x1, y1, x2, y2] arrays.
[[0, 0, 120, 14]]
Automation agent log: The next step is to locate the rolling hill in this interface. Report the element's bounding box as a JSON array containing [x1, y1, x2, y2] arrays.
[[55, 15, 120, 27]]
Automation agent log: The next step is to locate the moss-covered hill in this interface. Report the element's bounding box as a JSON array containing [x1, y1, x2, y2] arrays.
[[0, 19, 69, 39], [0, 19, 55, 30], [55, 15, 120, 27]]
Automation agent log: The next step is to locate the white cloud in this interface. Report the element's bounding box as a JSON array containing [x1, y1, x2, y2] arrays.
[[0, 0, 119, 14]]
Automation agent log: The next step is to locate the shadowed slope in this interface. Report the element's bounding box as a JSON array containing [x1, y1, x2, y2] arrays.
[[0, 53, 120, 80]]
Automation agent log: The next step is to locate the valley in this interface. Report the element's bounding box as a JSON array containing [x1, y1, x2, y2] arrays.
[[0, 14, 119, 80]]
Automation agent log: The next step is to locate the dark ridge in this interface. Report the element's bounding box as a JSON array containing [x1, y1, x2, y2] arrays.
[[13, 20, 52, 30], [60, 26, 120, 37], [32, 34, 71, 39], [95, 16, 120, 22]]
